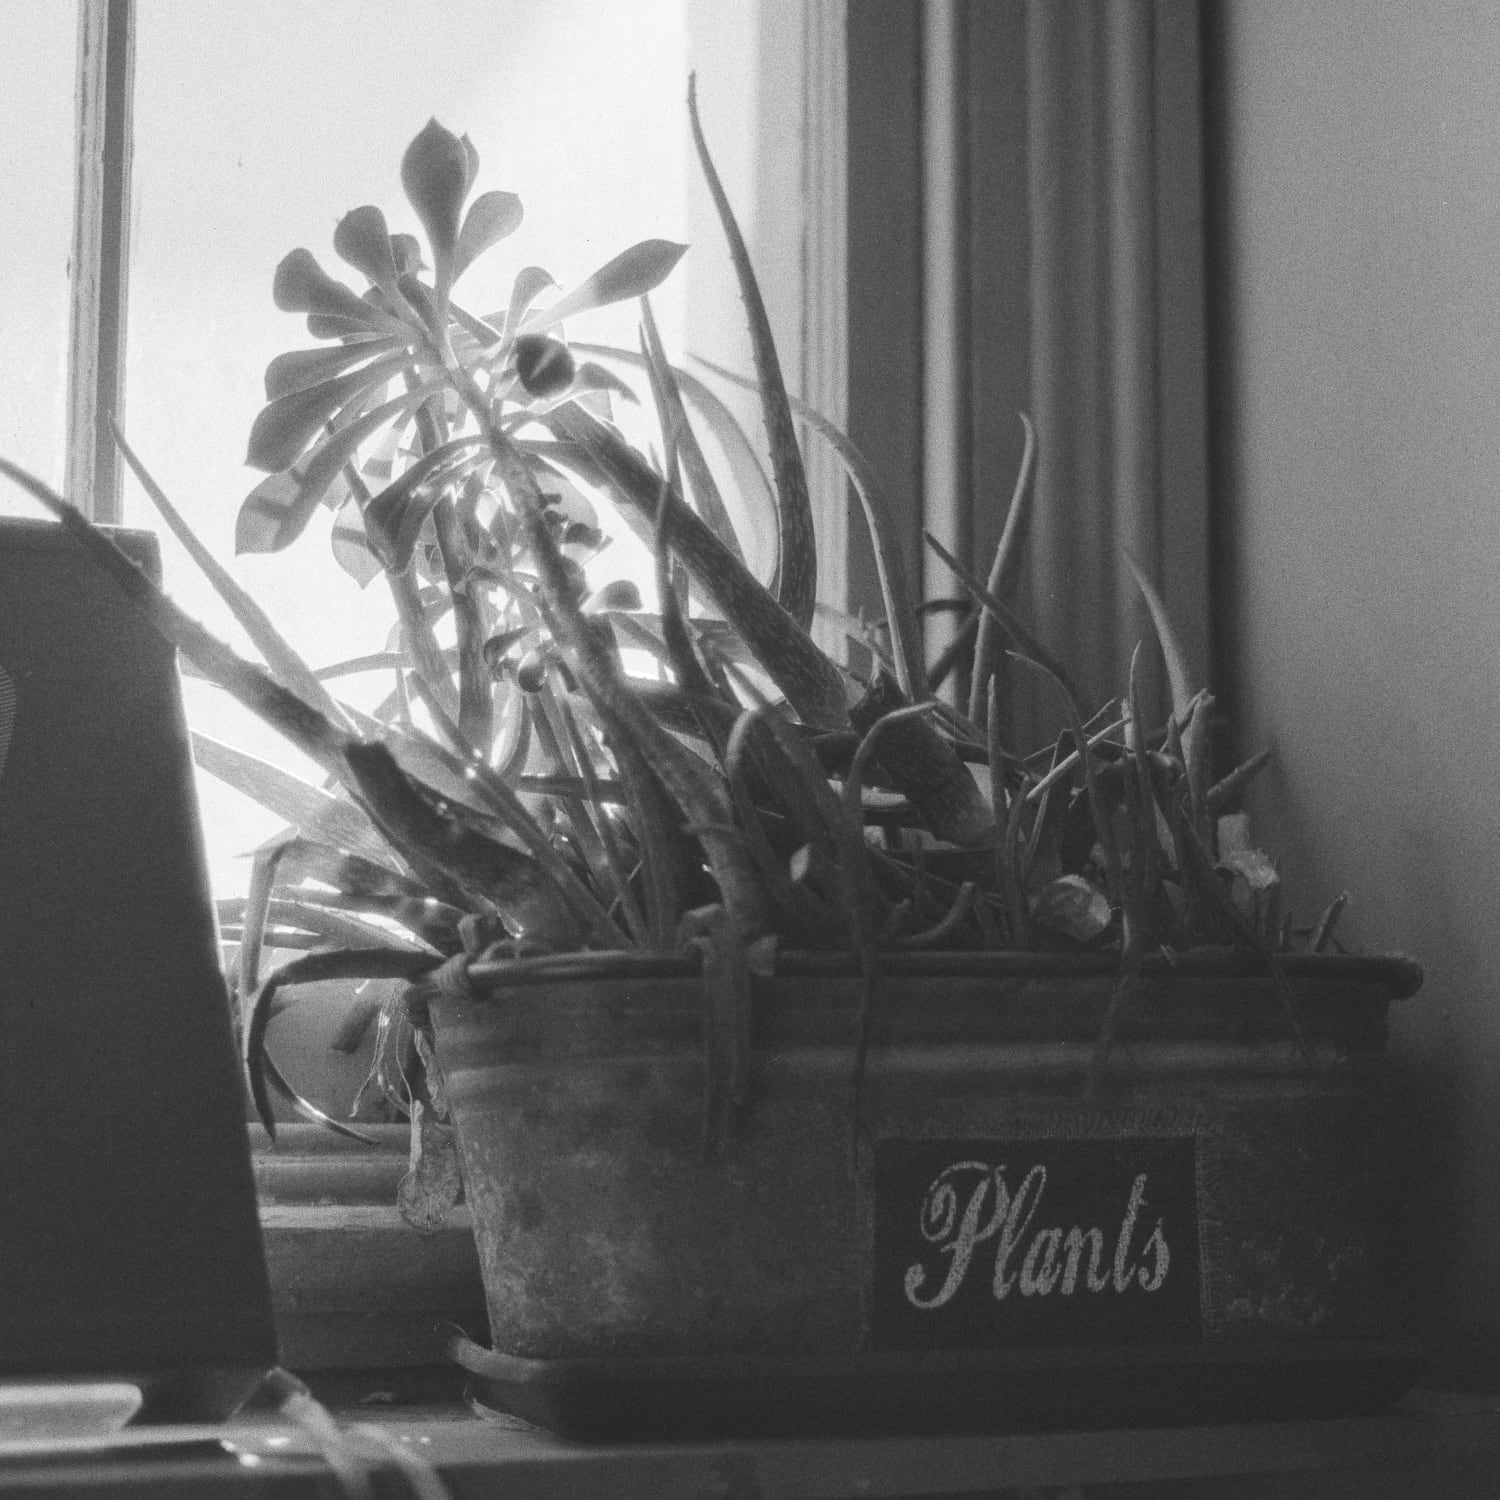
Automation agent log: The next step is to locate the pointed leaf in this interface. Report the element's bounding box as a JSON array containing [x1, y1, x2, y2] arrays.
[[695, 352, 922, 698], [971, 413, 1037, 725], [0, 459, 358, 783], [689, 77, 814, 630], [572, 342, 775, 575], [522, 240, 687, 332], [192, 731, 396, 865], [1205, 747, 1273, 816], [641, 300, 746, 571], [925, 531, 1085, 711], [453, 189, 524, 282], [1311, 892, 1349, 953], [1124, 550, 1193, 723], [112, 420, 356, 730], [541, 403, 849, 731]]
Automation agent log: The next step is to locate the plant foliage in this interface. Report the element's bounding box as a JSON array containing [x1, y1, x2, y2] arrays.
[[0, 97, 1343, 1174]]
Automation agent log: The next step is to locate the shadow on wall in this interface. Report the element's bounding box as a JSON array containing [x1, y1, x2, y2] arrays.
[[1382, 821, 1484, 1355], [1249, 757, 1467, 1335]]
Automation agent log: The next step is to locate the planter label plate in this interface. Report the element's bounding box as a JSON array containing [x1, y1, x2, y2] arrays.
[[872, 1136, 1202, 1348]]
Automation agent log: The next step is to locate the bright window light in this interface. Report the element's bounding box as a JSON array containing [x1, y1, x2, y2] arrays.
[[125, 0, 700, 900]]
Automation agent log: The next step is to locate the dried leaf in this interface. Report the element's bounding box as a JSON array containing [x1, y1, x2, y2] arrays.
[[1032, 874, 1112, 943], [397, 1099, 462, 1233]]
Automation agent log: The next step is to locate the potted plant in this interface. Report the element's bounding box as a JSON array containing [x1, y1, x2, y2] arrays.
[[0, 93, 1423, 1438]]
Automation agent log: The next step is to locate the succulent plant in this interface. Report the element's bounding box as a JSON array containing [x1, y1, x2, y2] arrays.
[[0, 88, 1342, 1180]]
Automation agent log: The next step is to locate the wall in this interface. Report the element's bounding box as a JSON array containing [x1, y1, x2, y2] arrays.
[[1214, 1, 1500, 1339]]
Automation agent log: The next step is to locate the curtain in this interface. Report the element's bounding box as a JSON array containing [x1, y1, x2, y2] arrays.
[[1017, 0, 1209, 732], [848, 0, 1209, 744]]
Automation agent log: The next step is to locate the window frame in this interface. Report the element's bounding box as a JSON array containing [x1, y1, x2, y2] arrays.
[[67, 0, 133, 526]]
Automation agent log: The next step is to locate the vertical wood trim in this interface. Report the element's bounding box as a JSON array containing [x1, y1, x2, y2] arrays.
[[1104, 2, 1162, 602], [846, 2, 924, 660], [1152, 0, 1210, 714], [963, 0, 1032, 603], [1200, 0, 1242, 748], [920, 0, 971, 688], [66, 0, 134, 524], [1025, 0, 1107, 707], [1019, 0, 1208, 731], [802, 0, 850, 652]]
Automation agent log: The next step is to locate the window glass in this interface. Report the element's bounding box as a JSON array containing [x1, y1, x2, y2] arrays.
[[0, 2, 78, 506], [126, 0, 696, 899]]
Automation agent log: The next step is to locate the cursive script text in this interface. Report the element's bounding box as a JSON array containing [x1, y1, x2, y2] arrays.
[[903, 1160, 1171, 1311]]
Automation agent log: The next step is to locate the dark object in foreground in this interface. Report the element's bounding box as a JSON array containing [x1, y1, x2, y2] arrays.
[[0, 518, 276, 1418]]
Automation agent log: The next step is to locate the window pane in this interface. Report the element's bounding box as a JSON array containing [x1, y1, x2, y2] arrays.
[[0, 1, 77, 504], [126, 1, 695, 900]]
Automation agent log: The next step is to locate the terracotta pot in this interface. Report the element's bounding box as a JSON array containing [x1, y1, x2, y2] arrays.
[[430, 949, 1422, 1382]]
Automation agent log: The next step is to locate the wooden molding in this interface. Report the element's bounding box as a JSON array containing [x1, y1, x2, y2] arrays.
[[251, 1126, 488, 1371], [920, 0, 970, 687], [803, 0, 850, 653], [66, 0, 134, 523]]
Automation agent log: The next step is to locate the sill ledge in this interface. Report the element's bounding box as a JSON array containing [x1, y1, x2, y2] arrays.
[[3, 1389, 1500, 1498], [249, 1123, 489, 1372]]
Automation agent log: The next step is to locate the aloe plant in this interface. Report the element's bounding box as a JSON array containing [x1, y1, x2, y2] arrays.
[[0, 95, 1341, 1179]]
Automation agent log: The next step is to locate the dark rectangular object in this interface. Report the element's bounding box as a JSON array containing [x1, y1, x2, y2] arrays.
[[450, 1333, 1430, 1441], [0, 517, 276, 1419], [872, 1137, 1203, 1349]]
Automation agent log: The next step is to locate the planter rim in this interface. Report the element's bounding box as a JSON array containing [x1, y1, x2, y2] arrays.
[[455, 947, 1422, 1002]]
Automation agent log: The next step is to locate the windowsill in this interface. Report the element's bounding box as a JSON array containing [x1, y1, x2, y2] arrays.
[[250, 1124, 490, 1371], [4, 1387, 1500, 1498]]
